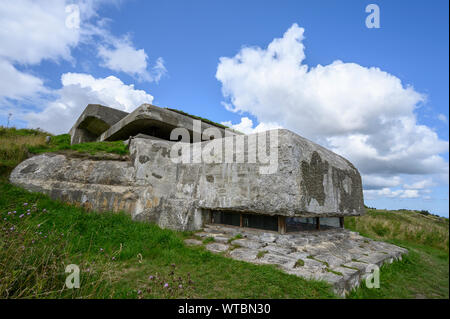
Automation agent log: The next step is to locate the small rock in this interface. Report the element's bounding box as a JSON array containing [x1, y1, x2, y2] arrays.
[[205, 243, 229, 253], [184, 239, 202, 246]]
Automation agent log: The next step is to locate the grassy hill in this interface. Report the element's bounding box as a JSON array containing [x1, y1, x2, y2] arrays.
[[0, 127, 448, 298]]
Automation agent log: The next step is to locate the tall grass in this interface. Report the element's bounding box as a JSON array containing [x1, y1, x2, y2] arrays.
[[0, 127, 128, 178], [0, 127, 49, 177], [345, 209, 449, 252]]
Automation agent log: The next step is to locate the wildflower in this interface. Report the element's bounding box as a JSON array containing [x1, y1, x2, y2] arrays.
[[27, 212, 31, 215], [137, 290, 142, 295], [27, 209, 30, 212], [37, 224, 41, 228], [7, 212, 11, 215], [19, 214, 24, 218], [179, 284, 183, 289], [149, 275, 154, 280], [99, 248, 104, 252], [164, 283, 169, 288], [10, 226, 14, 231], [3, 218, 6, 221], [23, 203, 28, 206], [13, 211, 16, 214], [111, 256, 116, 260]]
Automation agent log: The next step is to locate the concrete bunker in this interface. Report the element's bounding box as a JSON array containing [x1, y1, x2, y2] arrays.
[[12, 103, 366, 233]]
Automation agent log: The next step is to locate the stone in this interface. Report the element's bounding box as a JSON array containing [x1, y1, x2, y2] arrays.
[[195, 225, 407, 296], [259, 253, 297, 268], [184, 239, 203, 246], [232, 239, 264, 249], [264, 243, 294, 255], [213, 236, 232, 243], [205, 243, 229, 253], [229, 248, 259, 262]]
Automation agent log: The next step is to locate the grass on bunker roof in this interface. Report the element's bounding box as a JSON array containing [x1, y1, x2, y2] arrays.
[[0, 126, 448, 298]]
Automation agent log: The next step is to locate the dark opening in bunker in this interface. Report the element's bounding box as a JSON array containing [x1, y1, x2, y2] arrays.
[[242, 213, 278, 231], [286, 217, 344, 232], [211, 211, 240, 227], [210, 211, 344, 234], [211, 211, 279, 232]]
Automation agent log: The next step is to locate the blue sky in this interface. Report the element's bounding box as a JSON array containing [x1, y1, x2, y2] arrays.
[[0, 0, 448, 216]]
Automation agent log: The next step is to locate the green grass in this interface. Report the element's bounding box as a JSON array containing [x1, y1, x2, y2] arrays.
[[0, 127, 128, 178], [28, 134, 128, 156], [294, 259, 304, 267], [0, 181, 334, 298], [202, 237, 215, 244], [345, 211, 449, 298]]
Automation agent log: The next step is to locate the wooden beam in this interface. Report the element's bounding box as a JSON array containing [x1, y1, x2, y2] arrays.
[[339, 217, 344, 228], [278, 216, 286, 234], [315, 217, 320, 230]]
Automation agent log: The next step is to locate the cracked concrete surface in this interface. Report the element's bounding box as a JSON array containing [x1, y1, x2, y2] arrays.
[[186, 224, 408, 296]]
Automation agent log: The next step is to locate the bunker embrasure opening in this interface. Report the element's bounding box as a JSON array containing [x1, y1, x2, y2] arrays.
[[210, 211, 344, 234]]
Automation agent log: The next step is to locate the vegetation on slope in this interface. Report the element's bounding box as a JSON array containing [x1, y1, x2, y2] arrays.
[[0, 182, 334, 298], [0, 127, 128, 177], [345, 210, 449, 298]]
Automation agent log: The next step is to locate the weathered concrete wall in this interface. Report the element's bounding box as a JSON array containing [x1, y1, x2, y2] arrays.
[[69, 104, 129, 144], [98, 104, 242, 143], [10, 129, 365, 231]]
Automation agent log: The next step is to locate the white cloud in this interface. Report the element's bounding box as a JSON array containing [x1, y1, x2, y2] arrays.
[[0, 0, 163, 103], [438, 114, 448, 124], [216, 23, 449, 194], [364, 188, 420, 200], [362, 175, 402, 190], [98, 37, 166, 81], [25, 73, 154, 134], [221, 117, 282, 134], [0, 0, 80, 65], [403, 178, 434, 190], [0, 60, 46, 102]]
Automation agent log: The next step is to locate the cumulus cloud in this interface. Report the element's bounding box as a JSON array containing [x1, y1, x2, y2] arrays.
[[438, 114, 448, 124], [221, 117, 282, 134], [362, 175, 402, 190], [98, 36, 166, 82], [364, 188, 420, 200], [25, 73, 154, 134], [0, 0, 81, 102], [216, 23, 449, 200], [0, 0, 163, 103], [0, 60, 46, 102], [0, 0, 163, 132], [0, 0, 80, 65], [403, 178, 435, 190]]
